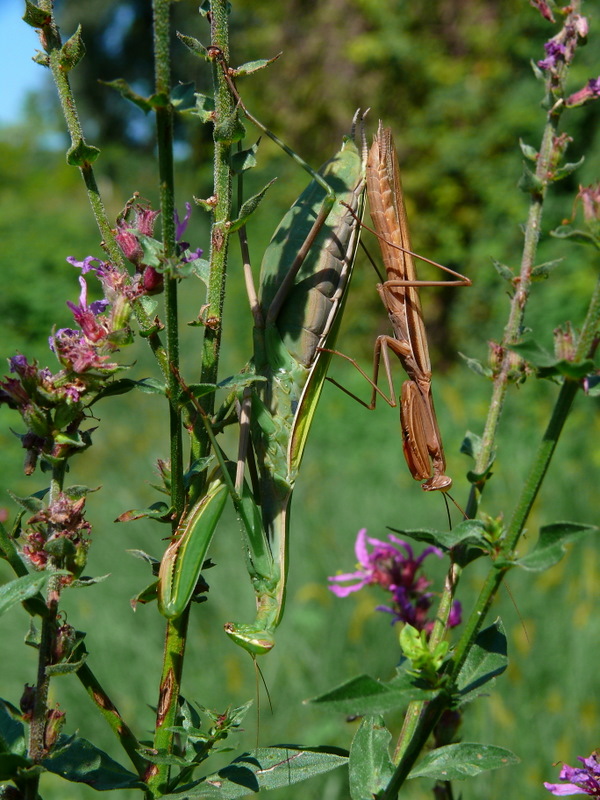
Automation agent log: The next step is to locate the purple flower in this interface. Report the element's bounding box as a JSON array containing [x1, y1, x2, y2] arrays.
[[66, 276, 109, 343], [566, 77, 600, 108], [328, 528, 441, 597], [545, 753, 600, 796], [115, 205, 160, 266], [328, 529, 459, 632], [175, 201, 203, 262], [538, 39, 567, 70]]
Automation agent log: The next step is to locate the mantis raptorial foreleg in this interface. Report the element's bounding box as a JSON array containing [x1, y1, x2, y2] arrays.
[[323, 121, 471, 492]]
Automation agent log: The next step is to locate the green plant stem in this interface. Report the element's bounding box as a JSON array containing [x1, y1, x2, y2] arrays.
[[464, 7, 580, 519], [37, 1, 122, 266], [25, 461, 67, 799], [390, 5, 590, 789], [36, 1, 169, 377], [149, 1, 188, 794], [75, 659, 147, 778], [189, 0, 235, 470]]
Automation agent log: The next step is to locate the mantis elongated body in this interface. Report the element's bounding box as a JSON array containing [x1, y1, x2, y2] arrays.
[[327, 122, 470, 491], [224, 119, 367, 653]]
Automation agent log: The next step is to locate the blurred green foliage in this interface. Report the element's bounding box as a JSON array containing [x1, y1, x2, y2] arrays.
[[1, 1, 599, 798]]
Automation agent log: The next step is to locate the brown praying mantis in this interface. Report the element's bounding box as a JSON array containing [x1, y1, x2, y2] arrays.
[[325, 122, 471, 492]]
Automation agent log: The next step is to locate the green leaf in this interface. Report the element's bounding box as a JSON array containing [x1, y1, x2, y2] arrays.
[[194, 93, 215, 124], [91, 378, 139, 402], [23, 2, 50, 27], [66, 138, 100, 167], [0, 573, 55, 617], [102, 78, 153, 113], [217, 373, 267, 392], [59, 25, 85, 71], [552, 157, 585, 181], [519, 139, 538, 161], [530, 258, 563, 280], [177, 33, 208, 59], [551, 225, 600, 248], [456, 620, 508, 702], [132, 377, 167, 395], [349, 716, 393, 800], [171, 82, 197, 112], [161, 747, 347, 798], [228, 180, 277, 233], [130, 580, 158, 610], [307, 673, 438, 716], [387, 520, 491, 555], [232, 53, 281, 77], [408, 742, 519, 780], [518, 163, 543, 195], [184, 257, 210, 287], [214, 109, 245, 145], [491, 258, 514, 282], [458, 352, 493, 378], [510, 337, 594, 378], [7, 491, 46, 515], [0, 699, 26, 756], [230, 141, 260, 174], [0, 752, 32, 780], [46, 653, 88, 677], [460, 430, 483, 461], [135, 233, 163, 268], [516, 521, 598, 572], [42, 735, 145, 790], [115, 502, 171, 524], [508, 336, 554, 367]]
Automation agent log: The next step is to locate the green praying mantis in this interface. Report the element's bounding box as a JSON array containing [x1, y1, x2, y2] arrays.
[[157, 57, 367, 655]]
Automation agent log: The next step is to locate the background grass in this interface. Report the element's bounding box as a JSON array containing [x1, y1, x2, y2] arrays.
[[1, 1, 600, 798]]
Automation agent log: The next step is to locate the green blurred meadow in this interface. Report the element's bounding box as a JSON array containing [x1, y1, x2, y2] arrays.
[[1, 1, 600, 798]]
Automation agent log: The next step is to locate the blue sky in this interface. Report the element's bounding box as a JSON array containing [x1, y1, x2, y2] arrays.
[[0, 0, 47, 124]]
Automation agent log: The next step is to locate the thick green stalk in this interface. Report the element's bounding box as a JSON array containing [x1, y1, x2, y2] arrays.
[[464, 0, 582, 517], [388, 5, 589, 790], [25, 462, 66, 800], [190, 0, 235, 468], [149, 1, 189, 794]]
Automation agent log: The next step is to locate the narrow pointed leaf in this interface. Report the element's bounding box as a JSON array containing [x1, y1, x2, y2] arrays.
[[307, 673, 438, 715], [228, 180, 277, 233], [408, 742, 519, 780], [456, 619, 508, 701], [42, 735, 144, 790], [458, 352, 493, 378], [349, 716, 393, 800], [0, 573, 56, 617], [232, 53, 281, 77], [160, 747, 347, 798], [516, 521, 597, 572], [387, 519, 491, 554], [491, 258, 514, 282]]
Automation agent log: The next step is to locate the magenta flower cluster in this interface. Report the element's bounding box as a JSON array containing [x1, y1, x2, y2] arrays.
[[328, 528, 461, 633], [545, 753, 600, 797]]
